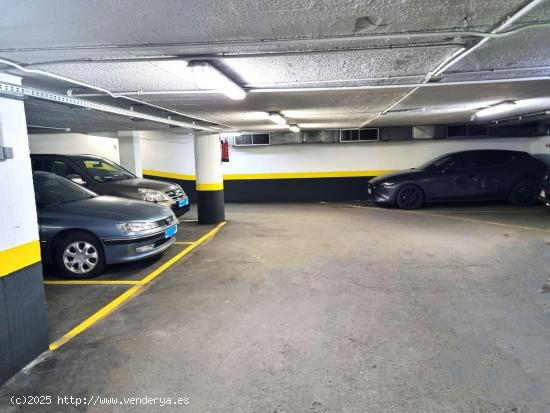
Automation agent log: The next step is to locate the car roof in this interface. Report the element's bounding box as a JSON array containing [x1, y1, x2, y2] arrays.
[[30, 153, 106, 160], [436, 149, 529, 157]]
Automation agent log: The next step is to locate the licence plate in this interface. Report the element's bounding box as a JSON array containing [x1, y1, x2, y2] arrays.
[[541, 190, 546, 198], [178, 198, 189, 207], [165, 225, 177, 239]]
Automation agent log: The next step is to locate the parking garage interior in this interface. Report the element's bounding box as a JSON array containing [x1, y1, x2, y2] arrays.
[[1, 1, 550, 411]]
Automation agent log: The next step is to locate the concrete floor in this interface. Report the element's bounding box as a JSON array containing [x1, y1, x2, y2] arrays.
[[1, 203, 550, 412]]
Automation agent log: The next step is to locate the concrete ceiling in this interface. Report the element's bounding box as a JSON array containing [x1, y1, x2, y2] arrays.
[[1, 0, 549, 132]]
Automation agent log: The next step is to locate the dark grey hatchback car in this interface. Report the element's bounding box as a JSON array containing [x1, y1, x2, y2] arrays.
[[31, 154, 190, 216], [34, 172, 178, 278], [368, 150, 546, 209]]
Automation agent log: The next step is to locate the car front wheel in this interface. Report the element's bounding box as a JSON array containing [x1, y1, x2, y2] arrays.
[[396, 184, 425, 210], [55, 232, 105, 278]]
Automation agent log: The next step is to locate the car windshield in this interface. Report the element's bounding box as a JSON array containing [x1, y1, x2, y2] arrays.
[[33, 171, 97, 207], [77, 158, 136, 182]]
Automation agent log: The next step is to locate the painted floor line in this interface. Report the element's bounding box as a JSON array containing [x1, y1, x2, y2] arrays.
[[48, 221, 226, 351], [344, 203, 550, 234], [44, 280, 141, 286], [415, 211, 550, 234]]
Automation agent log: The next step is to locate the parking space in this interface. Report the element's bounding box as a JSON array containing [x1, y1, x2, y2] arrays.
[[40, 207, 224, 350], [339, 201, 550, 235]]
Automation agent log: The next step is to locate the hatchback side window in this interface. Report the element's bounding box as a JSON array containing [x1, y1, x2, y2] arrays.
[[475, 152, 513, 168], [452, 153, 477, 170]]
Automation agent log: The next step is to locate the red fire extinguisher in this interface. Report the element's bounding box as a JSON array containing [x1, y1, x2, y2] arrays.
[[221, 139, 229, 162]]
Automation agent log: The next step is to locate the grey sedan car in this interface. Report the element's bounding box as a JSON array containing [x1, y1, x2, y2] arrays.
[[33, 171, 178, 278]]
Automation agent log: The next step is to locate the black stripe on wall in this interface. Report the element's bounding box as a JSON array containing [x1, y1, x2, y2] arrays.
[[145, 175, 375, 203], [0, 262, 49, 384]]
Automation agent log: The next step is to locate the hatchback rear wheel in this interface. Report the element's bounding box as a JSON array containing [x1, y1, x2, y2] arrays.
[[55, 232, 105, 278], [510, 180, 538, 206]]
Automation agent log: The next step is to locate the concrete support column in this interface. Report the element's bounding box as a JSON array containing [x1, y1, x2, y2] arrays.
[[194, 133, 225, 224], [117, 131, 143, 177], [0, 73, 49, 384]]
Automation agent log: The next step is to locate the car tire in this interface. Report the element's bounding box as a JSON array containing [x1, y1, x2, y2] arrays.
[[396, 184, 425, 210], [54, 232, 105, 278], [510, 180, 539, 207]]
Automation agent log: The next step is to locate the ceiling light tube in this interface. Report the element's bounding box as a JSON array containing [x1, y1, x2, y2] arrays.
[[474, 101, 517, 119], [188, 61, 246, 100], [268, 112, 287, 125], [289, 124, 301, 133]]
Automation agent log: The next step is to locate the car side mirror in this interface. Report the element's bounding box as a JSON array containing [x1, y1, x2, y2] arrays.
[[67, 174, 86, 185]]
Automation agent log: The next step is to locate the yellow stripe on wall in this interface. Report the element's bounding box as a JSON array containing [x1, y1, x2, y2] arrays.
[[142, 169, 196, 181], [144, 169, 394, 181], [223, 170, 395, 180], [0, 240, 41, 277], [196, 182, 224, 191]]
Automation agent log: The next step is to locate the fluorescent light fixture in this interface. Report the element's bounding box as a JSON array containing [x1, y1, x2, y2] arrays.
[[188, 61, 246, 100], [289, 124, 301, 133], [475, 101, 517, 119], [219, 131, 242, 138], [268, 112, 287, 125]]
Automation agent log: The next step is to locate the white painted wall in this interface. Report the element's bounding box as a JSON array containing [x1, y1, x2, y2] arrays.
[[29, 133, 120, 163], [27, 130, 549, 180], [140, 131, 195, 176], [222, 138, 534, 174], [138, 131, 537, 176], [530, 135, 550, 165]]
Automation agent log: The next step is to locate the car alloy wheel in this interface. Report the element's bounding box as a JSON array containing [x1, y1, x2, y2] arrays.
[[63, 241, 99, 274], [396, 185, 424, 210]]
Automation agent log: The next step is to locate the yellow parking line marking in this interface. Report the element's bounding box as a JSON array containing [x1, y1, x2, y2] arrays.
[[49, 221, 226, 351], [414, 211, 550, 234], [174, 241, 195, 245], [425, 210, 543, 214], [343, 203, 550, 234], [44, 280, 141, 285]]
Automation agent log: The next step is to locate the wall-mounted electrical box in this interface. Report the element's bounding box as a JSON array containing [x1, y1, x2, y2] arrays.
[[0, 146, 14, 161]]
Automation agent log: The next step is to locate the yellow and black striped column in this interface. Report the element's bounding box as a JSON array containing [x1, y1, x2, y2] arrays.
[[194, 133, 225, 224]]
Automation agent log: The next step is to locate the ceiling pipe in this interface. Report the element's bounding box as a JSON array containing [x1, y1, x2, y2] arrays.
[[362, 0, 549, 127], [431, 0, 549, 78], [2, 22, 549, 57], [66, 75, 550, 98], [21, 42, 468, 68], [27, 124, 71, 132], [0, 57, 228, 130]]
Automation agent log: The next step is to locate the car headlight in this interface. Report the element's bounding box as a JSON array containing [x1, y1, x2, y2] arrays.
[[138, 188, 170, 202], [116, 221, 159, 233]]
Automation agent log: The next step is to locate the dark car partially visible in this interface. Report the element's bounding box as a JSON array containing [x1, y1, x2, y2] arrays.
[[33, 171, 178, 278], [539, 171, 550, 207], [368, 150, 546, 210], [31, 154, 190, 216]]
